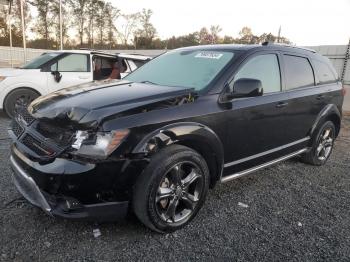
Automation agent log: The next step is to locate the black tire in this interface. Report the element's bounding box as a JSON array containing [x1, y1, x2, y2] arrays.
[[4, 88, 40, 118], [301, 121, 336, 166], [133, 145, 210, 233]]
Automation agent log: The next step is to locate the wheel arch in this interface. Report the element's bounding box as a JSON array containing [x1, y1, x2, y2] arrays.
[[132, 122, 224, 188], [3, 86, 41, 110], [310, 104, 341, 138]]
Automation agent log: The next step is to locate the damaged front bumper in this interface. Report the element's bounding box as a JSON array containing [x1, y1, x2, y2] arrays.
[[10, 146, 129, 221]]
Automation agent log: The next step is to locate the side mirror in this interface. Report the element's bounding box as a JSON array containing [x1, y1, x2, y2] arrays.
[[232, 78, 263, 98], [51, 71, 62, 83]]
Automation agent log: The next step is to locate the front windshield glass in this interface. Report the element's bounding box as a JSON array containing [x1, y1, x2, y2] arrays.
[[124, 50, 234, 91], [21, 52, 61, 69]]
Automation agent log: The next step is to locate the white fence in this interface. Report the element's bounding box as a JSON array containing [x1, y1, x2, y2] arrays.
[[0, 46, 49, 67], [0, 45, 349, 84]]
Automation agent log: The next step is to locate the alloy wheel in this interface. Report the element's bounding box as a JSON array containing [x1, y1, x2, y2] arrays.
[[316, 128, 333, 161], [155, 161, 204, 224], [15, 94, 36, 110]]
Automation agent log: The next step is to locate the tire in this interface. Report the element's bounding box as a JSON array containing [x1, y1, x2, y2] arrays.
[[301, 121, 336, 166], [4, 88, 40, 118], [133, 144, 210, 233]]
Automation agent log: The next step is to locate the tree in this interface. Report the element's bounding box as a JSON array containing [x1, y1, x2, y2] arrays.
[[134, 8, 157, 48], [209, 25, 222, 44], [238, 26, 255, 44], [0, 7, 15, 46], [0, 0, 31, 47], [28, 0, 52, 47], [220, 35, 234, 44], [198, 27, 211, 45], [69, 0, 89, 46], [104, 2, 119, 49], [118, 12, 140, 47], [94, 0, 106, 46]]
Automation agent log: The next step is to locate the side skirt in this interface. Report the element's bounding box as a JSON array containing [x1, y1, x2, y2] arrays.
[[220, 148, 308, 183]]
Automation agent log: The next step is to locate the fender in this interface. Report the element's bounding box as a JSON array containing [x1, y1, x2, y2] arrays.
[[132, 122, 224, 185], [310, 104, 341, 137]]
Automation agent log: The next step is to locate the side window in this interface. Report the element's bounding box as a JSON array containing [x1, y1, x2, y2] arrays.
[[313, 59, 337, 85], [284, 55, 314, 90], [51, 54, 89, 72], [231, 54, 281, 94]]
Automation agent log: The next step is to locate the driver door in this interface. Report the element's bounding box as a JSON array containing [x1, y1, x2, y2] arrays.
[[45, 53, 92, 93], [222, 52, 298, 176]]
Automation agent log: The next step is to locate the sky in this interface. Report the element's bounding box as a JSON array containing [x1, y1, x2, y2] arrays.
[[115, 0, 350, 46]]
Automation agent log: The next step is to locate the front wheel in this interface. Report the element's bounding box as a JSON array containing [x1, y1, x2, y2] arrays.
[[133, 145, 210, 233], [4, 88, 40, 118], [301, 121, 336, 166]]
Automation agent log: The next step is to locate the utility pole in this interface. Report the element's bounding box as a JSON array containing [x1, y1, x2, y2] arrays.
[[59, 0, 63, 50], [277, 26, 281, 43], [20, 0, 27, 64], [8, 0, 13, 67], [341, 38, 350, 83]]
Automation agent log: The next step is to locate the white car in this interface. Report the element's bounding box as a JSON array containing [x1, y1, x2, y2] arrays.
[[0, 50, 151, 117]]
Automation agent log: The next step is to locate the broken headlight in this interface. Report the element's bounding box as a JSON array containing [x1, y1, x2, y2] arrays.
[[71, 129, 129, 159]]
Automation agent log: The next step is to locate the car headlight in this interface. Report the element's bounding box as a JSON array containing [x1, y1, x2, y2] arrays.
[[71, 129, 129, 159], [0, 76, 6, 82]]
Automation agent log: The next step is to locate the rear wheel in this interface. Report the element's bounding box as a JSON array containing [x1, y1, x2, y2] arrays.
[[301, 121, 335, 166], [4, 88, 40, 118], [133, 145, 210, 233]]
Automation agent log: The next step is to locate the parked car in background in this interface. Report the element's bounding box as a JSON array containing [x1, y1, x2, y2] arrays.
[[0, 50, 151, 118], [9, 43, 344, 233]]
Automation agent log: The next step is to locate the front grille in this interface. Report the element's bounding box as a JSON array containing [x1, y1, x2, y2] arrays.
[[11, 120, 24, 138], [36, 121, 74, 146], [17, 107, 35, 125], [22, 134, 55, 157]]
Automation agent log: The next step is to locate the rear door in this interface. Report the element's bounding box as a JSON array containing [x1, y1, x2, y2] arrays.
[[45, 53, 92, 92], [280, 53, 323, 142]]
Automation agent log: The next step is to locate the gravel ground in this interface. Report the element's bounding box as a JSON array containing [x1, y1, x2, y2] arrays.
[[0, 113, 349, 262]]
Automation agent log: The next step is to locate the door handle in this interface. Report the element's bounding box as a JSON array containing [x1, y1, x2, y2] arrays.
[[78, 76, 89, 79], [316, 94, 325, 100], [276, 101, 288, 108]]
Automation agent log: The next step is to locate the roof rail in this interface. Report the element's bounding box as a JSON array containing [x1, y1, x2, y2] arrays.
[[261, 42, 316, 53]]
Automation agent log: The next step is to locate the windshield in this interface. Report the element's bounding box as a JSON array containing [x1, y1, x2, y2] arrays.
[[124, 50, 234, 91], [21, 52, 61, 69]]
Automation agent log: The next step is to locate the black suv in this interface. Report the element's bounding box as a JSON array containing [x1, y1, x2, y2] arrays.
[[9, 43, 345, 233]]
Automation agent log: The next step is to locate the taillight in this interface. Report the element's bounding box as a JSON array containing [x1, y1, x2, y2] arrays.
[[342, 85, 347, 96]]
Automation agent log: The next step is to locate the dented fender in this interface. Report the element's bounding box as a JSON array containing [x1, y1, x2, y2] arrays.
[[132, 122, 224, 181]]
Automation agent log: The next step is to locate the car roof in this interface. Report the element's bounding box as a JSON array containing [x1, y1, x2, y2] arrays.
[[117, 53, 152, 61], [46, 49, 117, 56], [45, 50, 153, 60], [175, 43, 318, 56]]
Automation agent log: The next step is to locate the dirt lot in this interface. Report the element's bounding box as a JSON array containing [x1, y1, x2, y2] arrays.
[[0, 114, 349, 261]]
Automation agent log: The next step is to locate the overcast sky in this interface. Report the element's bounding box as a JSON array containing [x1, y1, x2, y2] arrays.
[[115, 0, 350, 46]]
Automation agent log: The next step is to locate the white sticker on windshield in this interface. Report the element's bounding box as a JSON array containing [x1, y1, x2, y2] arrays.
[[195, 52, 223, 59]]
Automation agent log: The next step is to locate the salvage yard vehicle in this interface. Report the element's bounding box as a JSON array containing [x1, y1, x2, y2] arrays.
[[0, 50, 151, 118], [9, 43, 344, 233]]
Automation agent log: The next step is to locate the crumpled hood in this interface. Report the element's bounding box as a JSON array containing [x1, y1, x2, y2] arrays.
[[28, 79, 193, 128], [0, 68, 36, 77]]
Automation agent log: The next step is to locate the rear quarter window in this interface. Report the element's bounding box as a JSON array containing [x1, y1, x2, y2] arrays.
[[313, 59, 337, 85], [284, 55, 315, 90]]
